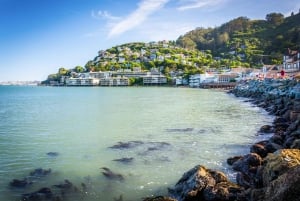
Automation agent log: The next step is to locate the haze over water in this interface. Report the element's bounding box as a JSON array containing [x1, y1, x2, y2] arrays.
[[0, 86, 273, 201]]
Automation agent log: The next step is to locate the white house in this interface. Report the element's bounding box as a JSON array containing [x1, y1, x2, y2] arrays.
[[283, 49, 300, 72], [143, 74, 167, 85]]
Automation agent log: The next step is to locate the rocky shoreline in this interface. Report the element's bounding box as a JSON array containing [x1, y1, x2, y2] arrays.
[[146, 79, 300, 201]]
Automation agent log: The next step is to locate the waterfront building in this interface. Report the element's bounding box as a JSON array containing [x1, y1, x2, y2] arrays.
[[143, 74, 167, 85], [283, 49, 300, 72], [100, 76, 129, 86], [218, 74, 237, 83]]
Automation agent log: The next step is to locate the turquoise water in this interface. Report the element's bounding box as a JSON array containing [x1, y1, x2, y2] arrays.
[[0, 86, 273, 201]]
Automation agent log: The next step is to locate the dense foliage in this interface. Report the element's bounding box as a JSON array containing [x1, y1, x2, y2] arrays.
[[43, 11, 300, 84], [177, 12, 300, 67]]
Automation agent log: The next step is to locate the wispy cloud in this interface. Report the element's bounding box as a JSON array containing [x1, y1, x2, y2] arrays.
[[177, 0, 227, 11], [108, 0, 170, 38], [91, 10, 120, 20]]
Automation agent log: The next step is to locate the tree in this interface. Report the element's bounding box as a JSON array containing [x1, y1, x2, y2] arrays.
[[266, 13, 284, 26], [74, 66, 85, 73], [58, 67, 68, 75]]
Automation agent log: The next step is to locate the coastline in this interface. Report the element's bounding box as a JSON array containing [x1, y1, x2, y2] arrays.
[[146, 78, 300, 201]]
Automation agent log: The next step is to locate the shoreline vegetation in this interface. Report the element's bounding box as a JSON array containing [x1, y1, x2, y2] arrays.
[[144, 78, 300, 201]]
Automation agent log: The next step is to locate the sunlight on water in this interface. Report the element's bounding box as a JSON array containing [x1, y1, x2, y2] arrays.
[[0, 86, 273, 201]]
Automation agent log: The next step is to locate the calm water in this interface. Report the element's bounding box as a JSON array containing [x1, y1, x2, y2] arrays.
[[0, 86, 273, 201]]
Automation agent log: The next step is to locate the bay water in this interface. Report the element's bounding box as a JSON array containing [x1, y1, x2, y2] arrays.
[[0, 86, 273, 201]]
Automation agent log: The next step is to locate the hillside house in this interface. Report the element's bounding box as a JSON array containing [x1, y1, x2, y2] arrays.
[[283, 49, 300, 73]]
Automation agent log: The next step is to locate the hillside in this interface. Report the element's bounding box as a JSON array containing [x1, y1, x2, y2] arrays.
[[176, 12, 300, 67], [43, 11, 300, 84]]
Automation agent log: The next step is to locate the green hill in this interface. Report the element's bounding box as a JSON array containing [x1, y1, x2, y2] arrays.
[[43, 11, 300, 84], [176, 12, 300, 67]]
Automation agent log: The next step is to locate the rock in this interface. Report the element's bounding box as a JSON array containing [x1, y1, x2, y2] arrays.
[[168, 165, 242, 201], [112, 157, 134, 164], [109, 141, 144, 149], [264, 142, 282, 153], [251, 165, 300, 201], [143, 196, 177, 201], [47, 152, 59, 157], [250, 142, 268, 158], [10, 178, 32, 188], [227, 156, 243, 166], [101, 167, 124, 181], [268, 134, 284, 145], [165, 128, 194, 132], [29, 168, 51, 177], [53, 179, 73, 189], [259, 125, 273, 134], [261, 149, 300, 186], [291, 139, 300, 149], [22, 187, 53, 201]]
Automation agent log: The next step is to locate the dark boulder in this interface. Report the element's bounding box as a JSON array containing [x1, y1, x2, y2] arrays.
[[227, 156, 243, 166], [168, 165, 242, 201], [250, 142, 268, 158], [259, 125, 274, 134]]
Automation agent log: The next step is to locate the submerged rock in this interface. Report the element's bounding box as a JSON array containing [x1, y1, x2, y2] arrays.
[[46, 152, 59, 157], [101, 167, 124, 181], [109, 141, 144, 149], [112, 157, 134, 164], [165, 128, 194, 132], [29, 168, 52, 177], [10, 178, 32, 188], [22, 187, 53, 201]]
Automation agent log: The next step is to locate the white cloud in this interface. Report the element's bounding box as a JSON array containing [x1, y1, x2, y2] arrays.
[[91, 10, 120, 20], [108, 0, 170, 38], [177, 0, 227, 11]]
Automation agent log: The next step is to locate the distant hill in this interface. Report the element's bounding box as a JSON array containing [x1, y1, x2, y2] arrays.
[[43, 11, 300, 83], [176, 12, 300, 66]]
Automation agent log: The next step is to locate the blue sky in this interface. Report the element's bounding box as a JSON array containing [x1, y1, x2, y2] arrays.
[[0, 0, 299, 81]]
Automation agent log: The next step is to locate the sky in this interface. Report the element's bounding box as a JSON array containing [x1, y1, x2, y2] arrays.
[[0, 0, 299, 81]]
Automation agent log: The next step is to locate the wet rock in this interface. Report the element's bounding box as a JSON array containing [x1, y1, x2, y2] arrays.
[[261, 149, 300, 186], [47, 152, 59, 157], [109, 141, 144, 149], [291, 139, 300, 149], [259, 125, 273, 134], [227, 156, 243, 166], [10, 178, 32, 188], [143, 196, 177, 201], [22, 187, 53, 201], [112, 157, 134, 164], [101, 167, 124, 181], [29, 168, 52, 177], [250, 141, 268, 158], [268, 134, 284, 145], [168, 165, 242, 201], [265, 142, 282, 153]]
